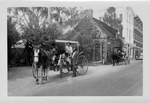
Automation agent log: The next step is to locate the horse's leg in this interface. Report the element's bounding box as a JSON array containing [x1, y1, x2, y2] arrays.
[[113, 59, 115, 66], [43, 65, 45, 80], [42, 66, 44, 84], [67, 62, 70, 71], [116, 57, 119, 65], [46, 67, 48, 81], [43, 66, 48, 81], [115, 57, 117, 66], [112, 58, 114, 66], [116, 58, 118, 65], [44, 67, 46, 80], [125, 58, 127, 65], [117, 58, 119, 65], [44, 65, 48, 81], [113, 57, 115, 66], [40, 65, 43, 84], [114, 59, 116, 66], [36, 66, 38, 84]]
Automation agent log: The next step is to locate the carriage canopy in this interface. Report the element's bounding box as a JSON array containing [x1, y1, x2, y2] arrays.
[[42, 40, 80, 52]]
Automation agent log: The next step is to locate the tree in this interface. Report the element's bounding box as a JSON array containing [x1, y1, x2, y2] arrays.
[[103, 7, 123, 38], [8, 7, 93, 43], [7, 16, 20, 65], [8, 7, 49, 39], [7, 16, 20, 49]]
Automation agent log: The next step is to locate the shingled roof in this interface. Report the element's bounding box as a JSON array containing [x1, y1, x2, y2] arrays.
[[65, 16, 118, 40], [92, 17, 118, 38]]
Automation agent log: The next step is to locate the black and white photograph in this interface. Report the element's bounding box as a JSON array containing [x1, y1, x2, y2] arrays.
[[1, 0, 150, 102]]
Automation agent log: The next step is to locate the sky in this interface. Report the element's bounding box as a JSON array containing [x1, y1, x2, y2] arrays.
[[7, 1, 149, 35], [76, 1, 149, 25]]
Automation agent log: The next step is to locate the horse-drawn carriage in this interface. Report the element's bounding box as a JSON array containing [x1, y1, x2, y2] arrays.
[[32, 40, 88, 84], [111, 47, 130, 66]]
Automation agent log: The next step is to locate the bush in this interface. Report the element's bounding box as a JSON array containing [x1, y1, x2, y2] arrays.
[[9, 48, 25, 67], [7, 16, 20, 66]]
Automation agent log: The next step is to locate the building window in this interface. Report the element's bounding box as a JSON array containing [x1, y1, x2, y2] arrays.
[[120, 14, 123, 21], [129, 15, 130, 24], [99, 17, 102, 21], [127, 12, 128, 22], [139, 37, 141, 42], [128, 29, 129, 41], [135, 35, 136, 41], [127, 28, 128, 40], [129, 30, 131, 42]]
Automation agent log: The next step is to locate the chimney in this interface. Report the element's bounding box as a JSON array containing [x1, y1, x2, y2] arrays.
[[99, 17, 103, 21], [85, 9, 93, 17]]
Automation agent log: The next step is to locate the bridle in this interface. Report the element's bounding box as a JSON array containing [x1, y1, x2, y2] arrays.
[[33, 46, 40, 63]]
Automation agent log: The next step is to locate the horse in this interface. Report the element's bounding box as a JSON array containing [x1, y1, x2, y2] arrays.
[[25, 40, 34, 66], [33, 45, 53, 84], [111, 49, 128, 66], [111, 49, 120, 66]]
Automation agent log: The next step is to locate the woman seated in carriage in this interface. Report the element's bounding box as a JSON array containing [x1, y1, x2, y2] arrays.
[[50, 43, 62, 67]]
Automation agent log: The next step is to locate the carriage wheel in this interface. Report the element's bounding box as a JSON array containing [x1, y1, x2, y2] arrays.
[[32, 63, 37, 78], [76, 55, 88, 75]]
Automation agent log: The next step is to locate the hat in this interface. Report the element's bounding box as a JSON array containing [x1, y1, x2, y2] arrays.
[[52, 43, 56, 46], [67, 42, 71, 45]]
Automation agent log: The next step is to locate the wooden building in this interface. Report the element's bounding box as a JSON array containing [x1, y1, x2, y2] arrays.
[[67, 16, 121, 64]]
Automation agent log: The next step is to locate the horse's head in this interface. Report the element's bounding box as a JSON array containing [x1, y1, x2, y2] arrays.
[[33, 45, 40, 63]]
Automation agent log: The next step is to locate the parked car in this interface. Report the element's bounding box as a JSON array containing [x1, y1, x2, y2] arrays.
[[136, 52, 143, 60]]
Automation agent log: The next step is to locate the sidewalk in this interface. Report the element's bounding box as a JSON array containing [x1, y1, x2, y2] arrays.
[[89, 58, 136, 66], [89, 61, 112, 66]]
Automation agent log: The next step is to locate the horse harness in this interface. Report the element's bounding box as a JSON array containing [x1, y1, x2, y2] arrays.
[[34, 49, 40, 63]]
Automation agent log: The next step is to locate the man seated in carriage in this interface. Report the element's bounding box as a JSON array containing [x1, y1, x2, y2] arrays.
[[65, 42, 78, 77], [65, 42, 73, 65]]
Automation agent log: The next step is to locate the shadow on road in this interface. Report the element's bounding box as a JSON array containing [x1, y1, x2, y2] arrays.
[[8, 65, 95, 86], [112, 62, 129, 66], [43, 69, 94, 85], [45, 74, 71, 84], [8, 66, 32, 80], [88, 62, 114, 67]]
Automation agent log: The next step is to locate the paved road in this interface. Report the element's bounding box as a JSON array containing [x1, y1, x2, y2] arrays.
[[8, 60, 143, 96]]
